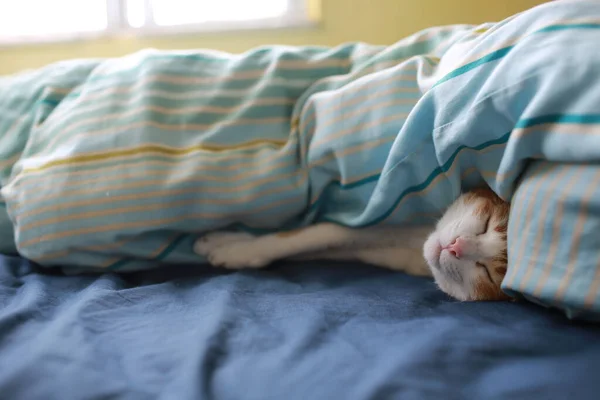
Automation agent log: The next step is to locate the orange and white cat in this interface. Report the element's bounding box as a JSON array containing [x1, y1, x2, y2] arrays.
[[194, 188, 511, 302]]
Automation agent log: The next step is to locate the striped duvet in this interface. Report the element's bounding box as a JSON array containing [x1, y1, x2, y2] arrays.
[[2, 0, 600, 319]]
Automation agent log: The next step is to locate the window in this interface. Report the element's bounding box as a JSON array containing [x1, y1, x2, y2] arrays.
[[0, 0, 315, 45]]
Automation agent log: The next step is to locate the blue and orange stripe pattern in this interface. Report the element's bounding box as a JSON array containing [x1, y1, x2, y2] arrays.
[[2, 1, 600, 318]]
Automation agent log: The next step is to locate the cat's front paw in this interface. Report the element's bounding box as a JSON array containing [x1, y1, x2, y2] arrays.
[[205, 243, 270, 269], [194, 232, 269, 269]]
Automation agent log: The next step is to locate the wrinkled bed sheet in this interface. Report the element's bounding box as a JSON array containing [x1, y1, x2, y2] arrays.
[[0, 255, 599, 400]]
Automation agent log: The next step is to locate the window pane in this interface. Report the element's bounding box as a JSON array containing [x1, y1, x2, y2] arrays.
[[147, 0, 288, 26], [127, 0, 147, 28], [0, 0, 107, 38]]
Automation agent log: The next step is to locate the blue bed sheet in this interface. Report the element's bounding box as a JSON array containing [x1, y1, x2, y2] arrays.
[[0, 255, 599, 400]]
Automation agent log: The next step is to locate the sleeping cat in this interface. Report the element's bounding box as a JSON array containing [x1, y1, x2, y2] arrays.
[[194, 188, 511, 302]]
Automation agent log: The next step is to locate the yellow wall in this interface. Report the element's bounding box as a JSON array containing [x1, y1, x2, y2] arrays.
[[0, 0, 547, 75]]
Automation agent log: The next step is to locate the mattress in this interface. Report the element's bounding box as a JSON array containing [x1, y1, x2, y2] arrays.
[[0, 254, 598, 399]]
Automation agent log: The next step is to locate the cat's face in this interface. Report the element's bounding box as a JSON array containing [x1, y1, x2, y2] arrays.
[[423, 188, 511, 302]]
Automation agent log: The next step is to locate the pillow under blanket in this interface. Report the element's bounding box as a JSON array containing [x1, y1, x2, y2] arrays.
[[503, 161, 600, 322], [2, 1, 600, 319]]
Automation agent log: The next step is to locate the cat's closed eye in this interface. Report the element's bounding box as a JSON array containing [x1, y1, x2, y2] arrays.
[[477, 216, 490, 236], [476, 262, 493, 282]]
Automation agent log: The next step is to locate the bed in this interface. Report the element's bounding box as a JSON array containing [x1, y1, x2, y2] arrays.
[[3, 2, 600, 398], [1, 255, 599, 399]]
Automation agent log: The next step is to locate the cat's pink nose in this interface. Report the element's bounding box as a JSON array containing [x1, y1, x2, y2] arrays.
[[446, 238, 464, 259]]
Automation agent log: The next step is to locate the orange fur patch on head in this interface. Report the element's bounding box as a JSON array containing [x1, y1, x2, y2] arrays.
[[495, 248, 508, 264], [472, 277, 511, 301], [494, 225, 507, 233], [464, 187, 510, 234]]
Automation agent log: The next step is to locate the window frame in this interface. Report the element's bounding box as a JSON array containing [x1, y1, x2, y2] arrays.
[[0, 0, 317, 46]]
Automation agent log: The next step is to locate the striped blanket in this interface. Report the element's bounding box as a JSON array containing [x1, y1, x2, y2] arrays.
[[2, 0, 600, 319]]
